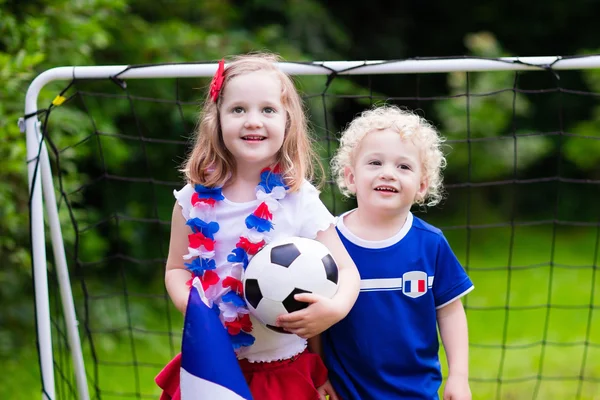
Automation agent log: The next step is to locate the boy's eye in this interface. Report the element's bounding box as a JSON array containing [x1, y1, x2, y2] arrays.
[[368, 160, 382, 166]]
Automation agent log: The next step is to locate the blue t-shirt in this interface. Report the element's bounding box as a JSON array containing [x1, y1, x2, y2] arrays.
[[323, 212, 474, 400]]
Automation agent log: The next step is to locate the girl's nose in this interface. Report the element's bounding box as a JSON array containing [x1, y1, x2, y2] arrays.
[[244, 111, 263, 129]]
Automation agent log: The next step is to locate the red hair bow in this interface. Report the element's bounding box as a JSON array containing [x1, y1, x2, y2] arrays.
[[209, 59, 225, 102]]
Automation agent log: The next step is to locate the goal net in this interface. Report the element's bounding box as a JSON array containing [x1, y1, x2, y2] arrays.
[[23, 56, 600, 399]]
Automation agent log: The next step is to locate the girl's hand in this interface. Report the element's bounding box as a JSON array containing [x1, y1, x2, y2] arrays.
[[275, 293, 344, 338], [317, 380, 339, 400], [443, 374, 471, 400]]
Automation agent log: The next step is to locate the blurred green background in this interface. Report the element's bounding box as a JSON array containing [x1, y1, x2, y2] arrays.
[[2, 0, 600, 399]]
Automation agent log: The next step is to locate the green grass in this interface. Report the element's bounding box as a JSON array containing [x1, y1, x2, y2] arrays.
[[3, 225, 599, 399], [442, 224, 600, 399]]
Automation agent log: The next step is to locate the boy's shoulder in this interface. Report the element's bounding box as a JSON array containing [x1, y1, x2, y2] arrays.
[[334, 211, 446, 248], [411, 215, 444, 238]]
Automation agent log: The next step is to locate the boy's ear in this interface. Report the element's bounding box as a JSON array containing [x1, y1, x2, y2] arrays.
[[416, 177, 428, 202], [344, 166, 357, 194]]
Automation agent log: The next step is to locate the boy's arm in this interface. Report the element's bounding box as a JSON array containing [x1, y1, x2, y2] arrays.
[[309, 335, 341, 400], [276, 225, 360, 338], [308, 335, 323, 358], [437, 299, 472, 400]]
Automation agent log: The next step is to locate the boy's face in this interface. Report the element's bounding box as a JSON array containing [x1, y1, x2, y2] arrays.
[[344, 128, 427, 217]]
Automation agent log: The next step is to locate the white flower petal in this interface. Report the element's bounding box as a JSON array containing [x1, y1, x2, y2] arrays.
[[183, 247, 215, 260], [246, 229, 265, 243], [191, 278, 212, 308], [190, 202, 216, 221]]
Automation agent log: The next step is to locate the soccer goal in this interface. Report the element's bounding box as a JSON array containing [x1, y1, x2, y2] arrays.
[[23, 55, 600, 400]]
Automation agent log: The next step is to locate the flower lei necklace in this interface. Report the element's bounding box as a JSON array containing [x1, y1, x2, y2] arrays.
[[183, 167, 288, 349]]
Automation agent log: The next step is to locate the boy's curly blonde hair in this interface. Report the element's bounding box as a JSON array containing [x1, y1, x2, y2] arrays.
[[331, 105, 446, 207]]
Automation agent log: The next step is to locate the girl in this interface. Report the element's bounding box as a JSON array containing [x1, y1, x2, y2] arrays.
[[156, 53, 358, 400]]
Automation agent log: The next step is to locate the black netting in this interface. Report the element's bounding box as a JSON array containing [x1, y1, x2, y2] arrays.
[[27, 58, 600, 399]]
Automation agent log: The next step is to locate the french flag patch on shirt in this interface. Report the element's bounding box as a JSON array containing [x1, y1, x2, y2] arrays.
[[402, 271, 429, 298]]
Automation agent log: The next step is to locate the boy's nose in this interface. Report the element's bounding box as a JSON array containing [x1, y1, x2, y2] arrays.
[[379, 165, 397, 180]]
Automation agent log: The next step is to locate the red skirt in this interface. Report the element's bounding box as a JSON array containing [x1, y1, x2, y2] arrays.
[[155, 350, 328, 400]]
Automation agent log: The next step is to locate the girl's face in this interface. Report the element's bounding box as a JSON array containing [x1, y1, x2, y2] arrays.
[[344, 128, 428, 217], [219, 70, 287, 175]]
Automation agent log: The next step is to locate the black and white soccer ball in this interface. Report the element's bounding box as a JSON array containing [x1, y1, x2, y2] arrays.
[[242, 236, 339, 334]]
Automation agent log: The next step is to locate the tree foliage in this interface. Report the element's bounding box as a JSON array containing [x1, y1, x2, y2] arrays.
[[2, 0, 599, 357]]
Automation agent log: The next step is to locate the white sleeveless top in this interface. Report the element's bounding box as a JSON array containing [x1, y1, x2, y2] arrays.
[[175, 180, 334, 362]]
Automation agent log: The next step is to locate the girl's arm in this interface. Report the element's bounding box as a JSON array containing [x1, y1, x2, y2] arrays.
[[437, 299, 472, 400], [165, 202, 193, 314], [315, 225, 361, 316], [276, 225, 360, 338]]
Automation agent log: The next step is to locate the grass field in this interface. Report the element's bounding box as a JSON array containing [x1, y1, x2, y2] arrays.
[[3, 225, 599, 400]]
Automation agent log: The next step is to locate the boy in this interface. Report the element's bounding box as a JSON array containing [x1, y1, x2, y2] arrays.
[[323, 105, 474, 400]]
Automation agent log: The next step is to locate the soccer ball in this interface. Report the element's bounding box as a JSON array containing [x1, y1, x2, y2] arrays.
[[243, 236, 339, 334]]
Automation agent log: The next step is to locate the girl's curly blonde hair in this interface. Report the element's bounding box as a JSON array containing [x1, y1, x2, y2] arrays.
[[331, 105, 446, 207]]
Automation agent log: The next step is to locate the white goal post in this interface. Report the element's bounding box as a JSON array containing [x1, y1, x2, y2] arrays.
[[22, 55, 600, 400]]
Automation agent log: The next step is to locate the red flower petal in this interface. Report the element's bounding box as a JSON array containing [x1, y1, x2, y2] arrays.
[[201, 270, 219, 290], [191, 192, 216, 207], [254, 202, 273, 220], [239, 314, 253, 332], [222, 276, 243, 295], [225, 320, 242, 335], [225, 315, 253, 335], [188, 232, 215, 251], [237, 237, 265, 256], [185, 277, 194, 288]]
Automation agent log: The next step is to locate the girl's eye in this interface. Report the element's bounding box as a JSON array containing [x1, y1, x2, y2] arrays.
[[232, 107, 244, 114], [369, 160, 382, 166], [263, 107, 276, 114], [399, 164, 411, 170]]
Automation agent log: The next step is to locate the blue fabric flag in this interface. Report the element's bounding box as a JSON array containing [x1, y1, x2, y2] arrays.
[[180, 281, 253, 400]]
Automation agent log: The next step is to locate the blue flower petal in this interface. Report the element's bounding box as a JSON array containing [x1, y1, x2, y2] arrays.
[[222, 292, 246, 307], [227, 248, 249, 265], [258, 170, 288, 193], [186, 218, 220, 239], [184, 257, 216, 276], [194, 184, 225, 201], [230, 330, 255, 349], [184, 258, 203, 275], [245, 214, 273, 233]]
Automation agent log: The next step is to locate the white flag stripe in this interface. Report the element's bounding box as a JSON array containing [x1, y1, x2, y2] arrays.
[[360, 278, 403, 290], [361, 287, 404, 292], [181, 368, 247, 400], [428, 276, 434, 287]]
